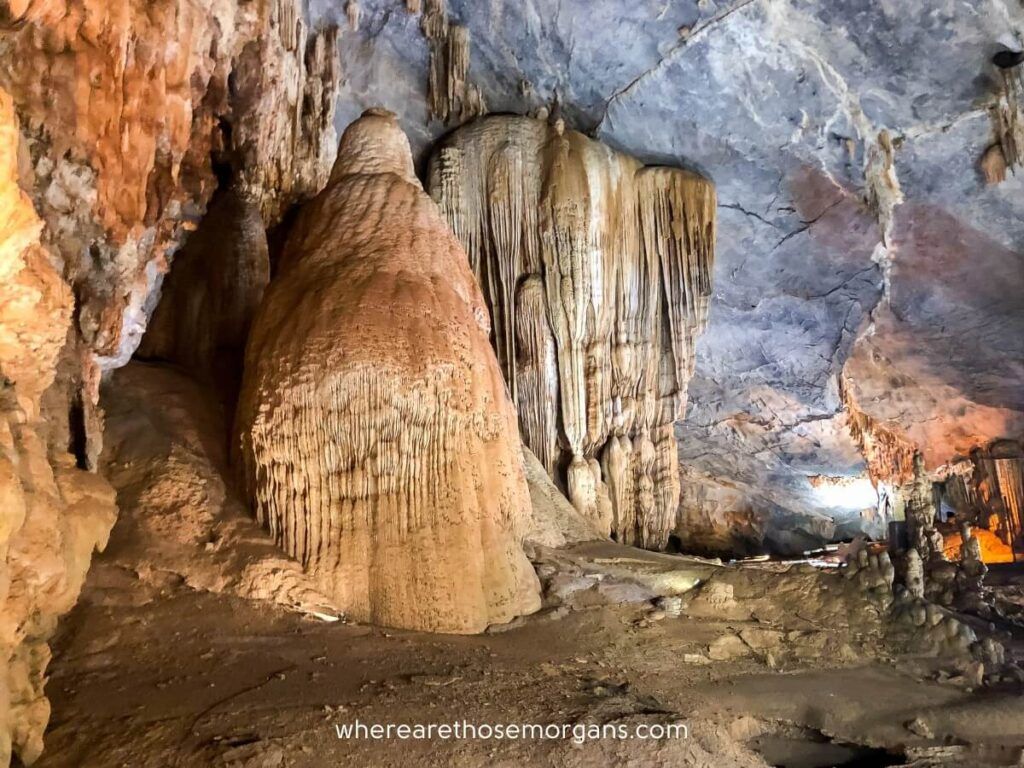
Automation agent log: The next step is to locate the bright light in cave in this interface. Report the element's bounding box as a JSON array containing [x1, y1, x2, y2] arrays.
[[809, 475, 879, 510]]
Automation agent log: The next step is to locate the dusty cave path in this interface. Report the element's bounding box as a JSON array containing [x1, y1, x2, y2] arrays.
[[37, 558, 1024, 768]]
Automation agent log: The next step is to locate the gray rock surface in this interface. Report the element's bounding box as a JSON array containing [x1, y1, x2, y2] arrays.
[[309, 0, 1024, 553]]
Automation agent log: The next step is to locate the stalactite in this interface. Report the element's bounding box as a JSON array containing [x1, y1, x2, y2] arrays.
[[952, 440, 1024, 560], [420, 0, 485, 125], [484, 142, 529, 390], [651, 423, 681, 550], [427, 115, 716, 549], [538, 125, 597, 520], [981, 143, 1008, 185], [346, 0, 360, 31], [863, 130, 903, 242], [236, 110, 540, 633], [603, 434, 634, 543], [987, 65, 1024, 180], [994, 456, 1024, 550], [589, 456, 614, 537], [231, 12, 341, 224], [633, 431, 657, 548], [841, 380, 917, 491], [639, 168, 715, 418], [514, 276, 559, 478]]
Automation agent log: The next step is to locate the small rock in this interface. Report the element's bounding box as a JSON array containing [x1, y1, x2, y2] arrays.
[[905, 717, 934, 738], [708, 634, 751, 661], [656, 596, 684, 617]]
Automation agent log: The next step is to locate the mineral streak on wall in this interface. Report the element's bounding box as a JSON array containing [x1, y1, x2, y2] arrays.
[[427, 115, 716, 550], [235, 110, 541, 634]]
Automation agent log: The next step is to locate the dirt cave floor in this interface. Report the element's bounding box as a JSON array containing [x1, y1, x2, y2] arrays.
[[34, 364, 1024, 768], [35, 557, 1024, 768]]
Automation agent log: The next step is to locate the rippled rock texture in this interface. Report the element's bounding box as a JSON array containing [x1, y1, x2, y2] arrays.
[[235, 110, 541, 633]]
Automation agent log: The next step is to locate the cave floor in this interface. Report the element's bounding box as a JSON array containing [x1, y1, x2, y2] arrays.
[[38, 559, 1024, 768]]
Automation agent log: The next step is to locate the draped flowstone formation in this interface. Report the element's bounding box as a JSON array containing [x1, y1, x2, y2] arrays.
[[235, 110, 541, 633], [428, 116, 716, 550]]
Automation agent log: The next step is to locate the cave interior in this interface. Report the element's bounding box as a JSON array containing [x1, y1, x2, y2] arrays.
[[0, 1, 1023, 766]]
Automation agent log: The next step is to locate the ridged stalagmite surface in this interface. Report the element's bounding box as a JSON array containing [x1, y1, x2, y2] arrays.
[[428, 116, 716, 550], [236, 110, 541, 633]]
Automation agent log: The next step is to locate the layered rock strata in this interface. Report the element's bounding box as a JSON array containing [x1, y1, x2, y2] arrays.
[[428, 115, 716, 550], [236, 110, 541, 633]]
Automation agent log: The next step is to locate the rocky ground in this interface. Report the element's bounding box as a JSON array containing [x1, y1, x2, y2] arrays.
[[33, 363, 1024, 768], [37, 550, 1024, 767]]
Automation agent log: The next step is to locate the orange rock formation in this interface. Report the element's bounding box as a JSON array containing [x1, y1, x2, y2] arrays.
[[236, 110, 542, 633]]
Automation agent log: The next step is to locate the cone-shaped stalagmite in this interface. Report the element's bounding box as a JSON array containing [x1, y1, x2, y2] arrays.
[[428, 116, 715, 549], [235, 110, 541, 633]]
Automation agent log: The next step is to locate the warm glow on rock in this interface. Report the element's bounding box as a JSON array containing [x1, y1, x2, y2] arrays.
[[944, 526, 1015, 564]]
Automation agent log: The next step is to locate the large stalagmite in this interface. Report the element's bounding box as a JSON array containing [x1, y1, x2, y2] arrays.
[[235, 109, 541, 634], [428, 116, 716, 549]]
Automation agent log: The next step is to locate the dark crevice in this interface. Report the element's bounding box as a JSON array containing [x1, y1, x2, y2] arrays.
[[67, 393, 89, 470]]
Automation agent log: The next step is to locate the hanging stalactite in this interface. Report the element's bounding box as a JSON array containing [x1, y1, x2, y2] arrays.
[[427, 115, 716, 549], [420, 0, 485, 125]]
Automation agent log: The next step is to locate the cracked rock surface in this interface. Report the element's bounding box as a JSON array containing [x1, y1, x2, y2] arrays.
[[313, 0, 1024, 551]]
